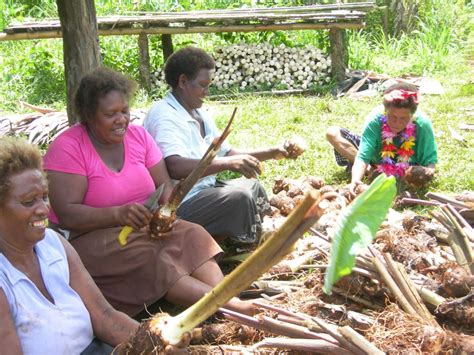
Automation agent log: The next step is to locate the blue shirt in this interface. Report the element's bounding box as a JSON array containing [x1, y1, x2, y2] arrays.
[[0, 229, 94, 354], [144, 92, 231, 202]]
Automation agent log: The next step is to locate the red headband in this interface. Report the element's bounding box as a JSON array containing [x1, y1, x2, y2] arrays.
[[383, 89, 419, 104]]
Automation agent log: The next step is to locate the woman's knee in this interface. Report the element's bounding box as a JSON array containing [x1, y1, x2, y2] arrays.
[[226, 186, 254, 204]]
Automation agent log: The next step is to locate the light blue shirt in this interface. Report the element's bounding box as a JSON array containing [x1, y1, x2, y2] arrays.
[[144, 92, 231, 202], [0, 229, 94, 354]]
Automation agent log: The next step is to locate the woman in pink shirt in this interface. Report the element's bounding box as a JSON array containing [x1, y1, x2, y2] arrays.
[[44, 67, 254, 317]]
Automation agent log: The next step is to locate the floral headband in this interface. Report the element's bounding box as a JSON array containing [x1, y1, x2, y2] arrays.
[[383, 89, 419, 104]]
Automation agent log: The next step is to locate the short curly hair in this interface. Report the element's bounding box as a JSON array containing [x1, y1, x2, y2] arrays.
[[383, 82, 419, 114], [74, 67, 137, 124], [164, 46, 215, 89], [0, 136, 43, 205]]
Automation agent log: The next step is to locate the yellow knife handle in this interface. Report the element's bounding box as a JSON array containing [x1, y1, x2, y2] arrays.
[[118, 226, 133, 246]]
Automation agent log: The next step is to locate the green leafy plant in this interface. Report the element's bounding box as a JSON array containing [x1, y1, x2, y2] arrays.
[[323, 174, 397, 295]]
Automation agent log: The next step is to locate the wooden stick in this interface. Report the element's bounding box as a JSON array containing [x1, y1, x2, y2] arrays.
[[371, 252, 419, 316], [440, 206, 474, 273], [338, 326, 385, 355], [385, 254, 438, 326], [252, 300, 364, 354], [446, 204, 473, 230], [252, 338, 352, 354], [331, 286, 384, 311], [426, 192, 470, 210], [220, 308, 339, 344], [309, 316, 365, 355], [414, 285, 446, 307], [400, 197, 441, 207]]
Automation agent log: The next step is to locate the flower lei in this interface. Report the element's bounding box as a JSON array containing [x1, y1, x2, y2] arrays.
[[377, 115, 416, 177]]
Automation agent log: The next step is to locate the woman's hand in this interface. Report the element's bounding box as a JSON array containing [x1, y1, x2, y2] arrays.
[[116, 203, 153, 230], [347, 180, 369, 198], [404, 166, 435, 187], [223, 154, 262, 178]]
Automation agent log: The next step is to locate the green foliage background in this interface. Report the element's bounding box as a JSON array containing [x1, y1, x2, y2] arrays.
[[0, 0, 472, 110]]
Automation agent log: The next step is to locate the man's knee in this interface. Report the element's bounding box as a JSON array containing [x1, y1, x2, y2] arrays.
[[326, 126, 341, 145]]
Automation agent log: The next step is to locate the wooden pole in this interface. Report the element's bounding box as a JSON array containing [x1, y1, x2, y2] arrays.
[[56, 0, 101, 125], [161, 34, 173, 61], [329, 27, 347, 82], [138, 33, 151, 90]]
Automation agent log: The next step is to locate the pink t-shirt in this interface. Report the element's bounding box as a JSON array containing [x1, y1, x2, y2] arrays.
[[44, 123, 162, 224]]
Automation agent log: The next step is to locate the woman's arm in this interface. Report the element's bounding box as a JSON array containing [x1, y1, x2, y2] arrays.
[[147, 159, 175, 204], [348, 159, 369, 194], [60, 236, 139, 346], [0, 289, 22, 355], [47, 171, 152, 232], [226, 146, 288, 162]]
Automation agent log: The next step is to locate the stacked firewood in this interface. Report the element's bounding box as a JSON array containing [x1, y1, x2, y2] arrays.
[[150, 44, 331, 93]]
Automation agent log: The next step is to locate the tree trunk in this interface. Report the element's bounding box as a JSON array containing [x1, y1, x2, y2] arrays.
[[56, 0, 101, 125], [329, 28, 347, 83], [138, 34, 151, 91], [390, 0, 419, 37]]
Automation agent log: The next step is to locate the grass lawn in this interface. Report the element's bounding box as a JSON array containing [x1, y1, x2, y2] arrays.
[[207, 74, 474, 195]]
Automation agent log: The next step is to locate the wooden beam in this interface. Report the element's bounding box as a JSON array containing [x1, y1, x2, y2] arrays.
[[0, 21, 364, 41]]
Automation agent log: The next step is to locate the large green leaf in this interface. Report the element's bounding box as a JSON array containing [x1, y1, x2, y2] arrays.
[[323, 174, 397, 294]]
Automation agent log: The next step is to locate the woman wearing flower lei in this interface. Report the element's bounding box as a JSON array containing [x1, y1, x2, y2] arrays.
[[326, 82, 438, 194]]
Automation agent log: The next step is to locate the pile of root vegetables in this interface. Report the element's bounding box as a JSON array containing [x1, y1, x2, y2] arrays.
[[175, 177, 474, 354], [151, 43, 332, 93]]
